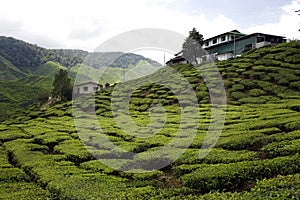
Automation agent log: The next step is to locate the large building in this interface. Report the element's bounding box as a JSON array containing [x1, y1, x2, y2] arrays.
[[203, 30, 286, 61], [166, 30, 286, 65]]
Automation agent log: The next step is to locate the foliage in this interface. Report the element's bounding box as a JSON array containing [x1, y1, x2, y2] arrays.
[[180, 155, 300, 193], [52, 69, 72, 101], [182, 28, 205, 64]]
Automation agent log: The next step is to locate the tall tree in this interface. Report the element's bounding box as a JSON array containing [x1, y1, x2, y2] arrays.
[[182, 28, 205, 64], [52, 69, 72, 101]]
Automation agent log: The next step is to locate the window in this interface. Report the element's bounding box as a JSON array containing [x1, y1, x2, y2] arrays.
[[93, 87, 98, 92], [212, 39, 217, 44], [205, 42, 209, 46], [221, 36, 226, 42], [83, 86, 88, 91]]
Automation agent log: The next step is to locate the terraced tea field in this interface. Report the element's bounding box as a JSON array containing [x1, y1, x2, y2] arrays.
[[0, 42, 299, 199]]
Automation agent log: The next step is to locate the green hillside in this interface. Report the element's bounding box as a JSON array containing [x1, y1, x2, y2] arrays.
[[0, 36, 163, 119], [72, 60, 163, 84], [0, 42, 299, 199], [34, 61, 68, 78], [0, 36, 86, 73], [0, 55, 27, 80], [0, 76, 53, 120], [0, 36, 161, 75]]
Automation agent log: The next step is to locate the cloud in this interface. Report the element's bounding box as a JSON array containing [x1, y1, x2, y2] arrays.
[[241, 0, 300, 39], [0, 0, 298, 52]]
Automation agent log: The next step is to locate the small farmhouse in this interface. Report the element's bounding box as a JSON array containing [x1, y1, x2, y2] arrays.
[[165, 51, 187, 65], [73, 81, 103, 95]]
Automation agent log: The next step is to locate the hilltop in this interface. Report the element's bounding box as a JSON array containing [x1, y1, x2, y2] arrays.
[[0, 41, 299, 199]]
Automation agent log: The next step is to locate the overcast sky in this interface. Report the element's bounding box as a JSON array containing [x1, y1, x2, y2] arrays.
[[0, 0, 299, 55]]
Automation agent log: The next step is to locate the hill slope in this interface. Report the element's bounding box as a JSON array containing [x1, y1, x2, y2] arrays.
[[0, 36, 163, 115], [0, 41, 299, 199], [0, 55, 27, 80], [34, 61, 68, 78], [0, 36, 162, 76]]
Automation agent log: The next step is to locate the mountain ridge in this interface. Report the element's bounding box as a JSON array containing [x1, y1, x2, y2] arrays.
[[0, 36, 162, 79]]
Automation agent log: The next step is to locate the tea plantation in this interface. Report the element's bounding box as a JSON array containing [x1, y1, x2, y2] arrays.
[[0, 42, 300, 199]]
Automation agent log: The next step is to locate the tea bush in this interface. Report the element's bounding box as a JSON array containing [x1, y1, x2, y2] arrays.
[[181, 155, 300, 192]]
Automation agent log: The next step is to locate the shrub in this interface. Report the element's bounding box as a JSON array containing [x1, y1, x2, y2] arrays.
[[0, 167, 28, 182], [79, 160, 116, 174], [239, 79, 256, 89], [0, 129, 30, 143], [176, 148, 259, 165], [261, 139, 300, 157], [46, 173, 127, 199], [180, 155, 300, 192], [230, 91, 246, 100], [230, 84, 245, 92], [0, 182, 51, 199], [286, 54, 300, 64], [252, 72, 267, 80], [248, 89, 266, 97], [248, 174, 300, 199], [290, 81, 300, 90], [238, 97, 267, 104], [216, 132, 269, 150]]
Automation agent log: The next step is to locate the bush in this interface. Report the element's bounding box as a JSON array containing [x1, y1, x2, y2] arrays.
[[261, 139, 300, 157], [248, 89, 266, 97], [0, 182, 50, 200], [239, 79, 256, 89], [79, 160, 116, 174], [238, 97, 267, 104], [230, 84, 245, 92], [286, 54, 300, 64], [0, 167, 28, 182], [248, 174, 300, 199], [180, 155, 300, 193], [176, 148, 258, 165], [46, 173, 127, 199], [290, 81, 300, 90], [230, 92, 246, 100], [216, 132, 269, 150]]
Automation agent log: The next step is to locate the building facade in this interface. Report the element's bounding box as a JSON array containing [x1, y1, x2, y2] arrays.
[[166, 30, 286, 64], [203, 30, 286, 61]]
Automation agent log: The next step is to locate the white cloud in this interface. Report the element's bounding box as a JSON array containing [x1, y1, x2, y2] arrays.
[[0, 0, 298, 53], [241, 0, 300, 39]]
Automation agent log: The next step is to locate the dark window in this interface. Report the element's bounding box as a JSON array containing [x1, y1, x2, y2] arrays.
[[83, 86, 88, 91], [205, 42, 209, 46], [212, 39, 217, 44], [221, 36, 226, 41], [93, 87, 98, 91]]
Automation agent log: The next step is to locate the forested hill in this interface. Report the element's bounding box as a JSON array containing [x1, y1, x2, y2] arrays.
[[0, 36, 161, 76]]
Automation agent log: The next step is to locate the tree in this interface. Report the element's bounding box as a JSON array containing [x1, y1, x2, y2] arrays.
[[52, 69, 72, 101], [182, 28, 205, 64]]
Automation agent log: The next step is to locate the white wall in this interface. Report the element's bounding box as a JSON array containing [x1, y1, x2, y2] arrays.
[[204, 34, 231, 48], [217, 53, 233, 61], [74, 83, 101, 94]]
